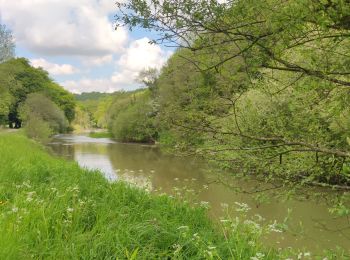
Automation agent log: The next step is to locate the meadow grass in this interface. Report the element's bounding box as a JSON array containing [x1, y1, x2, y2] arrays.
[[0, 132, 281, 259]]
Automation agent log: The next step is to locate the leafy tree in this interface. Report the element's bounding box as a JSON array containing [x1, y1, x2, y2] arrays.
[[0, 71, 14, 124], [116, 0, 350, 86], [19, 93, 68, 141], [0, 24, 15, 63], [72, 104, 93, 132], [75, 92, 113, 101], [137, 68, 159, 97], [43, 82, 76, 123], [108, 90, 158, 143], [115, 0, 350, 187], [0, 58, 75, 127]]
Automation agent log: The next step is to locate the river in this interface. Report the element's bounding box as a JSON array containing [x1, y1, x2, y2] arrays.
[[48, 134, 350, 254]]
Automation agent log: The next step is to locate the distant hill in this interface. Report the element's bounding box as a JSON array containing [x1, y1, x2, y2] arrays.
[[74, 92, 114, 101]]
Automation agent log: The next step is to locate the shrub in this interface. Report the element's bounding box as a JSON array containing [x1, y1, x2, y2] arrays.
[[19, 93, 68, 141], [23, 116, 53, 142]]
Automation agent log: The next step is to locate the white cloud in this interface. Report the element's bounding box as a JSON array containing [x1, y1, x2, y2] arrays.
[[81, 55, 113, 66], [62, 78, 122, 94], [0, 1, 173, 93], [31, 58, 79, 75], [61, 37, 172, 93], [111, 37, 172, 86], [0, 0, 128, 57]]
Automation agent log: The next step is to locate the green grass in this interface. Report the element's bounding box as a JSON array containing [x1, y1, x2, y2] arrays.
[[88, 131, 112, 138], [0, 132, 281, 259]]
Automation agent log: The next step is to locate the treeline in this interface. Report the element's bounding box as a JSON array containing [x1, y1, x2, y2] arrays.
[[0, 57, 75, 141], [105, 0, 350, 187], [73, 92, 113, 131], [74, 89, 157, 143]]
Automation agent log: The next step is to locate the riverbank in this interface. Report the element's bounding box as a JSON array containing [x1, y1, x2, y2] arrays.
[[0, 132, 282, 259]]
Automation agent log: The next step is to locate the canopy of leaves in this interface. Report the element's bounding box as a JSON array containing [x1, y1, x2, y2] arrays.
[[75, 92, 114, 101], [108, 90, 158, 143], [19, 93, 68, 133], [19, 93, 68, 142], [0, 58, 76, 127], [115, 0, 350, 188]]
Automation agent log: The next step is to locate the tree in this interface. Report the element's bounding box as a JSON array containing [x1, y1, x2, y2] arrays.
[[136, 68, 159, 97], [0, 24, 15, 63], [108, 90, 158, 143], [19, 93, 68, 141], [115, 0, 350, 187], [0, 58, 75, 128], [116, 0, 350, 87]]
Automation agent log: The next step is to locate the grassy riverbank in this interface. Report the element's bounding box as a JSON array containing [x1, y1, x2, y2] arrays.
[[0, 132, 282, 259], [88, 131, 112, 139]]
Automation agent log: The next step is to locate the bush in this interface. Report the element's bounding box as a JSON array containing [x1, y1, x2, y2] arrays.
[[23, 116, 53, 143], [19, 93, 68, 141], [109, 90, 158, 143]]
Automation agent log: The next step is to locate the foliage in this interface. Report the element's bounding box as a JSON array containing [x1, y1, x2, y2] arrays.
[[0, 58, 75, 128], [22, 116, 53, 143], [0, 24, 15, 63], [108, 90, 158, 143], [0, 84, 12, 125], [43, 83, 76, 123], [19, 93, 68, 141], [115, 0, 350, 188], [136, 68, 159, 97], [117, 0, 350, 86], [72, 104, 93, 132], [74, 93, 114, 129], [0, 132, 283, 259], [75, 92, 113, 101]]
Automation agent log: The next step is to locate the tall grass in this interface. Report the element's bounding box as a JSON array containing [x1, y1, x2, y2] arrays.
[[0, 133, 282, 259]]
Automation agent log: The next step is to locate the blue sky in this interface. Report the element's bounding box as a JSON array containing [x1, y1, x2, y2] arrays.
[[0, 0, 172, 93]]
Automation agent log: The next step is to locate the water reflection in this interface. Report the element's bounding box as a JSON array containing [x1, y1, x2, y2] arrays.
[[49, 134, 350, 253]]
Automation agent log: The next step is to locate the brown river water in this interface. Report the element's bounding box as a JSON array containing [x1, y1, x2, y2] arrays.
[[48, 134, 350, 255]]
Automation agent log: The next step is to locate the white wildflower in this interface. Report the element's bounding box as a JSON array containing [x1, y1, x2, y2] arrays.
[[200, 201, 210, 208], [26, 191, 36, 202], [244, 220, 261, 232], [248, 241, 255, 247], [234, 202, 251, 212], [254, 214, 265, 222], [268, 220, 283, 233], [221, 203, 229, 209], [251, 252, 265, 260]]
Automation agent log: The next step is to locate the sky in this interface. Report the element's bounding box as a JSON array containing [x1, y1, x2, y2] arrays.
[[0, 0, 173, 93]]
